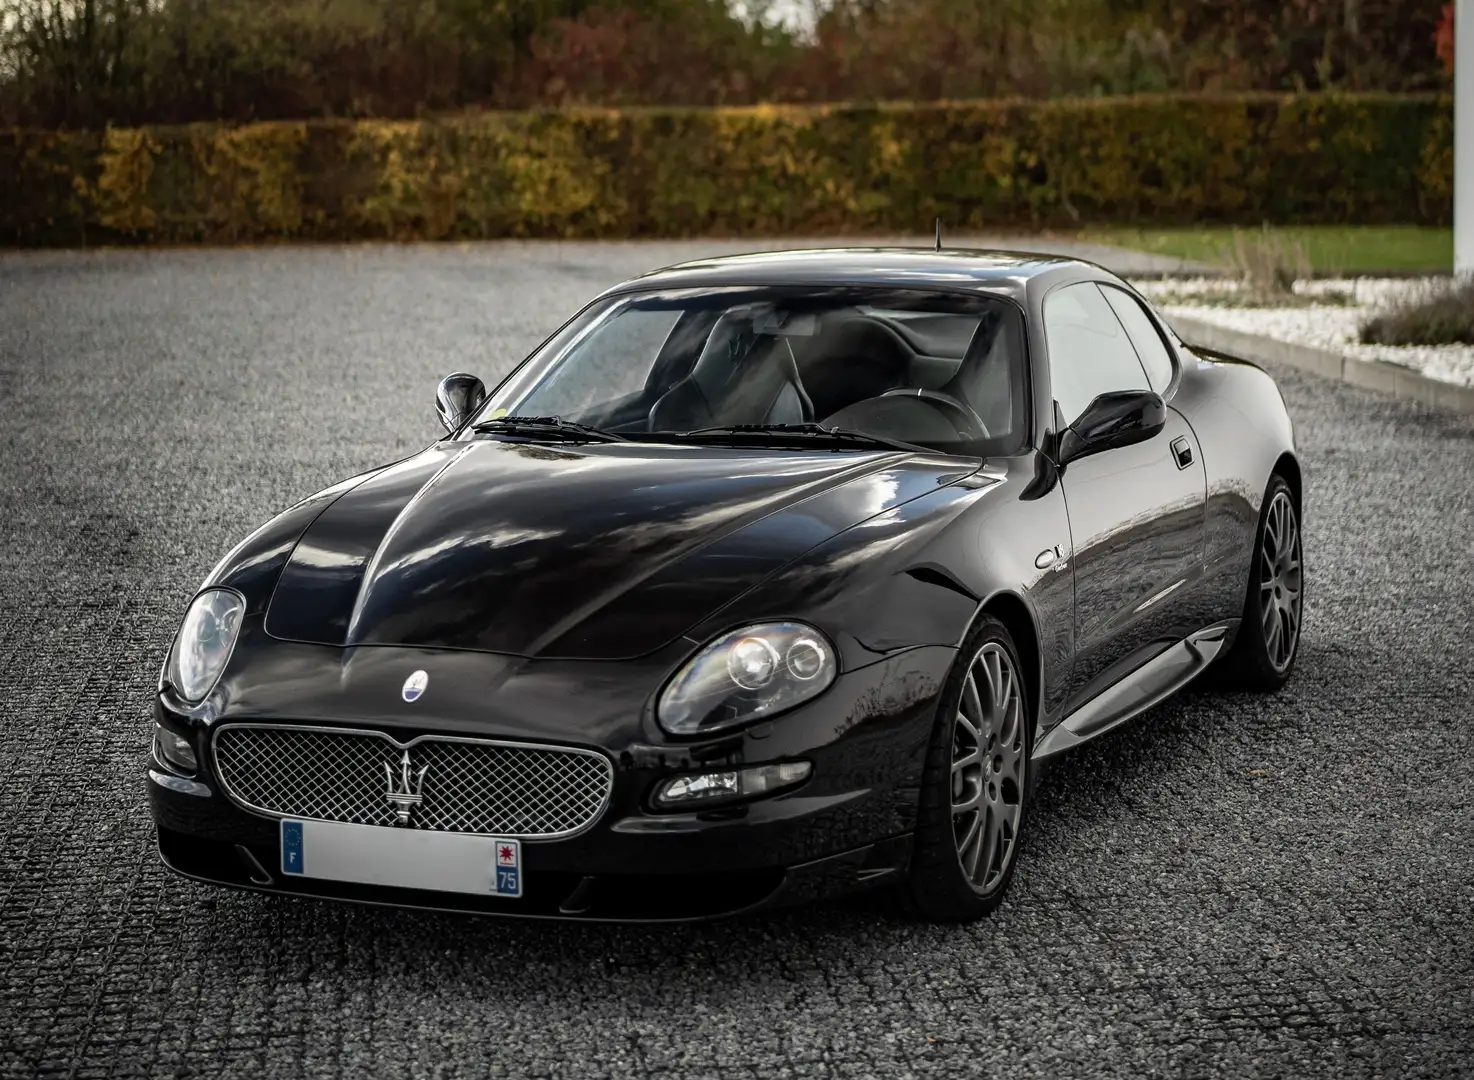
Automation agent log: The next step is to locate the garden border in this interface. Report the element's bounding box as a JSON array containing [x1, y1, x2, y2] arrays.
[[1168, 313, 1474, 415]]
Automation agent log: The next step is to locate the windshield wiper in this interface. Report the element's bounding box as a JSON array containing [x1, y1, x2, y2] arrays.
[[663, 423, 925, 453], [471, 415, 625, 443]]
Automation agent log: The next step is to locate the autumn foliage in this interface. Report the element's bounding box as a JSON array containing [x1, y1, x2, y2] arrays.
[[1, 93, 1453, 247], [1436, 3, 1456, 74], [0, 0, 1454, 129]]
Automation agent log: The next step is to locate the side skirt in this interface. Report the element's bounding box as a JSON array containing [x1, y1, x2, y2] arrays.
[[1032, 620, 1238, 761]]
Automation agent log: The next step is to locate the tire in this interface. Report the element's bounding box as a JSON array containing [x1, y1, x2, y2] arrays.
[[1219, 475, 1303, 692], [899, 615, 1033, 922]]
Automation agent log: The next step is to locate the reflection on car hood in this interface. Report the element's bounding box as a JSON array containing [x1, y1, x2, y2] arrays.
[[264, 438, 975, 659]]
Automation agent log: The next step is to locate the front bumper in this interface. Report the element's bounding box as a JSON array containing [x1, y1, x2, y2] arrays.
[[154, 822, 914, 922], [147, 644, 953, 922]]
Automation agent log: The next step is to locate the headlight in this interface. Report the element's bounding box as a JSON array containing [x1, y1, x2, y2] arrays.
[[658, 622, 837, 736], [167, 588, 244, 703]]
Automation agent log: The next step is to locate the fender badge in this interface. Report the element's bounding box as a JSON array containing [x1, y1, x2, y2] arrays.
[[401, 670, 428, 703]]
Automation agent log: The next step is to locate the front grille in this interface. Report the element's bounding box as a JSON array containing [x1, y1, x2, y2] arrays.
[[212, 725, 613, 838]]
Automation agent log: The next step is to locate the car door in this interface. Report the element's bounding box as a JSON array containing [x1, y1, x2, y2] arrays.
[[1042, 281, 1207, 710]]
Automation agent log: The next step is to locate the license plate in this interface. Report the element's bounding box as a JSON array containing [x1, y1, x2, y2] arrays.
[[279, 819, 522, 898]]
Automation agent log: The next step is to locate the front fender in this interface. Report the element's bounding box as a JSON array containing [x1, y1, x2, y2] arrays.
[[200, 466, 387, 614], [684, 453, 1072, 695]]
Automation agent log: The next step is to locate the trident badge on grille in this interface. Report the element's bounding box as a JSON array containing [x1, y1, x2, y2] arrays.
[[384, 750, 429, 825]]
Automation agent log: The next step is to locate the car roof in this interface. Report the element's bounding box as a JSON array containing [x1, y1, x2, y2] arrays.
[[601, 247, 1108, 301]]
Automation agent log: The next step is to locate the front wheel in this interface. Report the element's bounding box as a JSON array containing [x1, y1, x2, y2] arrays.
[[899, 616, 1032, 921], [1221, 475, 1303, 691]]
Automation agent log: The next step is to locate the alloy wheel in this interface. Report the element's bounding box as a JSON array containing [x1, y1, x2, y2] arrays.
[[1259, 490, 1302, 671], [950, 642, 1026, 894]]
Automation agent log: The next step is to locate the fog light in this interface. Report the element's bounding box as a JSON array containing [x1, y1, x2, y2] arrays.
[[155, 725, 197, 773], [654, 761, 812, 808]]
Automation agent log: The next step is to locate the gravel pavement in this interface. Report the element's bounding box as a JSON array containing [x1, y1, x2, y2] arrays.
[[1, 241, 1472, 1079]]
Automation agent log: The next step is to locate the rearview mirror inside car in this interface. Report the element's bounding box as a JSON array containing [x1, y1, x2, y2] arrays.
[[1057, 390, 1166, 465]]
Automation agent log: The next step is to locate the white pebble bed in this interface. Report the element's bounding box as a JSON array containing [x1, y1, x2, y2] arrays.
[[1135, 277, 1474, 388]]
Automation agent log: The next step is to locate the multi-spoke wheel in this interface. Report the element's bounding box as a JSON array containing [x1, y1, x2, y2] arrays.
[[1221, 474, 1303, 691], [901, 616, 1033, 921], [950, 643, 1026, 893], [1258, 489, 1302, 672]]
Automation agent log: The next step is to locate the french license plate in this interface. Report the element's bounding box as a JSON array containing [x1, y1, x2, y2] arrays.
[[279, 819, 522, 898]]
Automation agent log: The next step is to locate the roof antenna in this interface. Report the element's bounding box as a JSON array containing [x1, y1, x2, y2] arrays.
[[934, 217, 942, 252]]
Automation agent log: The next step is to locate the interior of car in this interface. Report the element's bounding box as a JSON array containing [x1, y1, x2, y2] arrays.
[[502, 289, 1030, 457]]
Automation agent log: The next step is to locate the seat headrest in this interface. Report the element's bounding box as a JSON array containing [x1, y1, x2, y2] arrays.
[[688, 312, 802, 402]]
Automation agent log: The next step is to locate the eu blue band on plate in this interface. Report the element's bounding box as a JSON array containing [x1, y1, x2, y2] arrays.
[[281, 820, 305, 875]]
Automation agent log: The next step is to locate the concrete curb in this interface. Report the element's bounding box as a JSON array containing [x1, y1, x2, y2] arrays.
[[1166, 313, 1474, 416]]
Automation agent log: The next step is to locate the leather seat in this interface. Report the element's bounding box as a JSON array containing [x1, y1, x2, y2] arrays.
[[649, 316, 813, 431]]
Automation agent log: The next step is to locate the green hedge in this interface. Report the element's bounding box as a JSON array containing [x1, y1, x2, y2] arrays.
[[0, 93, 1453, 247]]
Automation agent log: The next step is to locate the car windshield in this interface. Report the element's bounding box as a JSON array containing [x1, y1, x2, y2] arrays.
[[470, 286, 1029, 457]]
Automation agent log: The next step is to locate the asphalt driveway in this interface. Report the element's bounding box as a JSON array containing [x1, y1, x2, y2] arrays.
[[1, 241, 1471, 1079]]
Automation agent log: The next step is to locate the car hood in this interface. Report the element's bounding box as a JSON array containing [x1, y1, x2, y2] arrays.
[[264, 438, 976, 660]]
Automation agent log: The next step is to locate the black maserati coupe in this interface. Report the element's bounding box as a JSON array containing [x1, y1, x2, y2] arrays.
[[148, 248, 1302, 922]]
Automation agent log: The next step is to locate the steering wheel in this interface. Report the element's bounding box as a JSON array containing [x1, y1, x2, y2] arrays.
[[879, 388, 991, 440]]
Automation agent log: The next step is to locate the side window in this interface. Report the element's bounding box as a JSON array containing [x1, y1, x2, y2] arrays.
[[1042, 282, 1149, 424], [1101, 285, 1175, 394]]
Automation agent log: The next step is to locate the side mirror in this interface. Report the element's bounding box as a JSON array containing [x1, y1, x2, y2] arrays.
[[435, 372, 486, 433], [1057, 390, 1166, 465]]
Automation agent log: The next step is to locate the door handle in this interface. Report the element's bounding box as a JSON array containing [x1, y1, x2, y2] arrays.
[[1171, 436, 1193, 470], [1035, 544, 1068, 572]]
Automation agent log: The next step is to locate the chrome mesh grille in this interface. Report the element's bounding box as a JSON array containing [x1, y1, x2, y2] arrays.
[[212, 725, 612, 838]]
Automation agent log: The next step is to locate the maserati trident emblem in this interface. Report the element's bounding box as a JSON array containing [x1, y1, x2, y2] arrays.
[[401, 669, 428, 703], [384, 750, 429, 825]]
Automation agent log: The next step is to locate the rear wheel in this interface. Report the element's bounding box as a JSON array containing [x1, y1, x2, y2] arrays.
[[1221, 475, 1302, 691], [900, 616, 1032, 921]]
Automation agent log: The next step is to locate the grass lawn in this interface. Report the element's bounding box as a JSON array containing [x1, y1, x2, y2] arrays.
[[1080, 226, 1452, 273]]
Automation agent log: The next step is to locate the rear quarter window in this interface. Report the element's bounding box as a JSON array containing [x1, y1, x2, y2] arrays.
[[1100, 285, 1176, 394]]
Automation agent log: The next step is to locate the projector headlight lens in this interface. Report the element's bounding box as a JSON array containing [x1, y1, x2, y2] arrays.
[[658, 622, 837, 736], [727, 636, 780, 690], [785, 637, 827, 680], [167, 588, 244, 704]]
